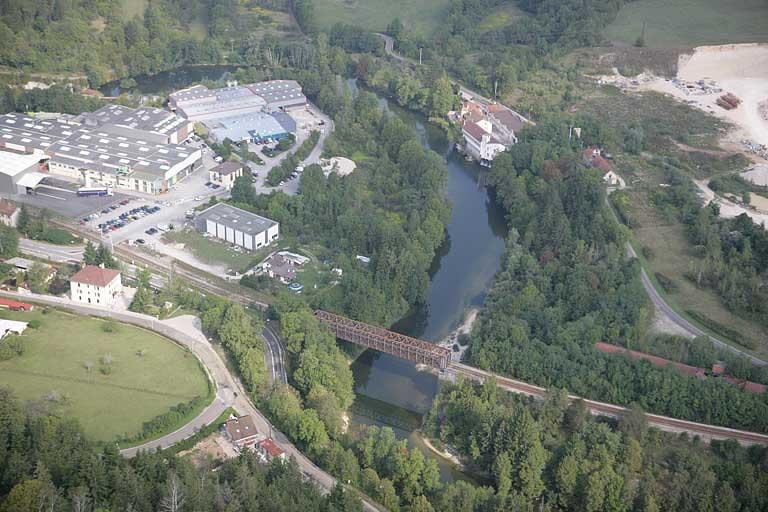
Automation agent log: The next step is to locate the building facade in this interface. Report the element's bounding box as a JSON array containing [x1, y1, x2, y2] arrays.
[[208, 161, 244, 189], [224, 415, 263, 450], [69, 265, 122, 307], [195, 203, 279, 251]]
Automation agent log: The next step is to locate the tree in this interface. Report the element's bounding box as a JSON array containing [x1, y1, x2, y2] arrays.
[[160, 473, 185, 512], [83, 241, 98, 266], [231, 174, 255, 204], [619, 403, 648, 440], [0, 224, 18, 258], [16, 204, 31, 234], [26, 262, 50, 293]]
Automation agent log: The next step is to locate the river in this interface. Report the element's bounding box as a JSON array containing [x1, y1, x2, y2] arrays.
[[104, 68, 507, 482]]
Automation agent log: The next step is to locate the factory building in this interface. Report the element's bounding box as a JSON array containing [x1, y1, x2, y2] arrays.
[[169, 80, 307, 120], [0, 113, 202, 195], [78, 105, 195, 144], [195, 203, 279, 251], [0, 149, 50, 195], [208, 111, 297, 144]]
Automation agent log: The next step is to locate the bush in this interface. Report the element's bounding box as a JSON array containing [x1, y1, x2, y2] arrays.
[[685, 310, 757, 349], [654, 272, 676, 293], [641, 246, 655, 261], [28, 319, 42, 329], [0, 337, 24, 360], [101, 320, 118, 333]]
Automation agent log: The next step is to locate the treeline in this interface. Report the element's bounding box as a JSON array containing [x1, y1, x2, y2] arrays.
[[0, 85, 106, 115], [652, 161, 768, 332], [424, 378, 768, 512], [0, 388, 361, 512], [231, 89, 450, 326], [468, 116, 768, 433]]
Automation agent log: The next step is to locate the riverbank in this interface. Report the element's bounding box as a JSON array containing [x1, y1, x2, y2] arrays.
[[420, 434, 464, 468], [438, 307, 479, 362]]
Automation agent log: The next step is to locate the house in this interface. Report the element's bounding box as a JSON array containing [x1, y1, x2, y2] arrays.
[[195, 203, 279, 251], [583, 147, 625, 188], [69, 265, 122, 307], [0, 319, 27, 338], [257, 438, 286, 462], [209, 161, 244, 190], [0, 200, 18, 227], [0, 297, 33, 311], [461, 121, 507, 164], [258, 254, 297, 283], [224, 415, 263, 450]]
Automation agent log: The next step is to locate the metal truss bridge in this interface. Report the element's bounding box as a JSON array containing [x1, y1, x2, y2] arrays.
[[314, 310, 452, 370]]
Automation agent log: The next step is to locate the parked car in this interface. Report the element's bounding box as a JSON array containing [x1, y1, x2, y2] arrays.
[[145, 228, 158, 235], [135, 239, 146, 245]]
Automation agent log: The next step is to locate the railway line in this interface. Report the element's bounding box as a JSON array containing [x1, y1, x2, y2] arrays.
[[449, 362, 768, 446]]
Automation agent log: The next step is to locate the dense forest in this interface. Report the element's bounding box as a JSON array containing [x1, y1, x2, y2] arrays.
[[424, 378, 768, 512], [231, 88, 451, 327], [0, 388, 363, 512], [467, 115, 768, 433]]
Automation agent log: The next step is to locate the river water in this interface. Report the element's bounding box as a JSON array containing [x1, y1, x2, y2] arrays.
[[105, 68, 507, 481]]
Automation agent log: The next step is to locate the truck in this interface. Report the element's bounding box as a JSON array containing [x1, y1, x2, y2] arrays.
[[77, 186, 113, 197]]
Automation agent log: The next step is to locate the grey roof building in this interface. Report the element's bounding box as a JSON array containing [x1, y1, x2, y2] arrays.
[[79, 105, 194, 144], [0, 113, 201, 194], [208, 111, 297, 143], [195, 203, 279, 251]]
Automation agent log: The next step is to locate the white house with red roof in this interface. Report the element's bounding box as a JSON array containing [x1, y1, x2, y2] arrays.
[[257, 438, 286, 462], [461, 120, 508, 164], [583, 147, 625, 188], [69, 265, 122, 307]]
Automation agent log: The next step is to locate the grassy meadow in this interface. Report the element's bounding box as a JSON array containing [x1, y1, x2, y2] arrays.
[[312, 0, 451, 34], [606, 0, 768, 47], [0, 308, 209, 442]]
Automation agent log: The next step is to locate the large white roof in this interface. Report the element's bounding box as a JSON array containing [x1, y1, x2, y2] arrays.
[[0, 150, 47, 177]]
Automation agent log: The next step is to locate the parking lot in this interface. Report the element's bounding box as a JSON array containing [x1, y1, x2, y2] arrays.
[[15, 183, 131, 219]]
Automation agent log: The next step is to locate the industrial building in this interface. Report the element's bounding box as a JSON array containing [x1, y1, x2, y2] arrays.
[[0, 113, 202, 195], [195, 203, 279, 251], [77, 104, 195, 144], [0, 148, 50, 195], [168, 80, 304, 147], [207, 111, 296, 144], [169, 80, 307, 119]]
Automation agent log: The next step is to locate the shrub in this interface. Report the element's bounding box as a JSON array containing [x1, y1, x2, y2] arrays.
[[28, 319, 42, 329], [685, 310, 757, 349], [641, 246, 655, 261], [0, 337, 24, 360], [101, 320, 118, 333], [654, 272, 676, 293]]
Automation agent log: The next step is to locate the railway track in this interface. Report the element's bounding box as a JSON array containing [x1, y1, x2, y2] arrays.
[[449, 363, 768, 446]]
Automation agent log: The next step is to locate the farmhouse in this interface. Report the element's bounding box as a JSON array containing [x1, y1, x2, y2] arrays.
[[195, 203, 279, 251], [69, 265, 122, 307], [208, 161, 244, 190], [224, 415, 263, 450]]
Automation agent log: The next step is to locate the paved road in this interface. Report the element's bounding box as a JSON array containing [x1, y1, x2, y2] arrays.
[[19, 238, 84, 263], [450, 362, 768, 446], [263, 324, 288, 385], [625, 243, 767, 366], [0, 290, 380, 511]]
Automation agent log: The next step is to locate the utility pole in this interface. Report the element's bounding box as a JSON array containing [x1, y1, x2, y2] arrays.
[[493, 80, 498, 100], [419, 48, 422, 66]]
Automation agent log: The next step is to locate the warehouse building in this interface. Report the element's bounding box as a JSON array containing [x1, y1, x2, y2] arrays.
[[0, 148, 50, 195], [169, 80, 306, 120], [195, 203, 279, 251], [78, 105, 195, 144], [0, 113, 202, 195], [208, 111, 297, 144]]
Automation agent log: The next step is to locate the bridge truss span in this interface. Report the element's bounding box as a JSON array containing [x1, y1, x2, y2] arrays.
[[314, 310, 452, 370]]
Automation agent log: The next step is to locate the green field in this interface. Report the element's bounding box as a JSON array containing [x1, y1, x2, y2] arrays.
[[312, 0, 451, 34], [606, 0, 768, 48], [0, 308, 209, 442], [477, 3, 528, 32], [165, 228, 277, 272]]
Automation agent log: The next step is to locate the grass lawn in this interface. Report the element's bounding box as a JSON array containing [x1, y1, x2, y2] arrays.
[[312, 0, 451, 35], [477, 3, 528, 32], [605, 0, 768, 48], [165, 228, 279, 273], [0, 308, 209, 443]]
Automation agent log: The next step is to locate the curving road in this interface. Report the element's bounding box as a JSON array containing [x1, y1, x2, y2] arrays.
[[263, 324, 288, 385], [625, 243, 767, 366], [0, 290, 381, 511]]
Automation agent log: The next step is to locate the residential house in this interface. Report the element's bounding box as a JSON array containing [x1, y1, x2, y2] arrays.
[[462, 120, 507, 164], [583, 147, 625, 188], [69, 265, 122, 307], [258, 254, 297, 283], [224, 415, 263, 450], [257, 438, 285, 462], [209, 161, 244, 190]]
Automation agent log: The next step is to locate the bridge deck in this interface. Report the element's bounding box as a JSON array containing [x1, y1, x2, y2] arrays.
[[314, 310, 451, 369]]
